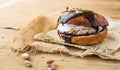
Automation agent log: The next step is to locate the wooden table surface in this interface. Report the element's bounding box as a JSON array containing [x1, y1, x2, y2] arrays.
[[0, 0, 120, 70]]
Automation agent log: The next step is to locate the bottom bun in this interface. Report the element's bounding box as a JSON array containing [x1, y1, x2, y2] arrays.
[[58, 28, 108, 46]]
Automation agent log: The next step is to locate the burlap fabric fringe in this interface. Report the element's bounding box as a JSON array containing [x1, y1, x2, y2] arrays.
[[11, 15, 120, 60]]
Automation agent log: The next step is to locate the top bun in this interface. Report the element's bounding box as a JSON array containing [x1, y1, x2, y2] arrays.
[[58, 8, 108, 28]]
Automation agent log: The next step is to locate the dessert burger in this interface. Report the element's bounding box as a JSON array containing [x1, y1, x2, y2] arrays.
[[57, 8, 109, 45]]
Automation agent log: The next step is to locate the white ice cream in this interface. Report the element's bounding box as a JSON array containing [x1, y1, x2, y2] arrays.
[[57, 23, 97, 35]]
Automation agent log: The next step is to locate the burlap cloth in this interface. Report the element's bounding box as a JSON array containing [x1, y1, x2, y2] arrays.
[[12, 15, 120, 61]]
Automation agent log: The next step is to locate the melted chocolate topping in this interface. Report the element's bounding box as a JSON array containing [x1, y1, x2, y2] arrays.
[[82, 11, 95, 27]]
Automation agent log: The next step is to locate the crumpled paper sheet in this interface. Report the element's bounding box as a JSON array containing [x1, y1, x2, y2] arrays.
[[12, 14, 120, 60]]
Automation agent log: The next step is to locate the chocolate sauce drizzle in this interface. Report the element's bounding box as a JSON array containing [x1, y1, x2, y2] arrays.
[[58, 31, 72, 43]]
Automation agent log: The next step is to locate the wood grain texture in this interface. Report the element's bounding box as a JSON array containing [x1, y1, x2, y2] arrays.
[[0, 0, 120, 70]]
